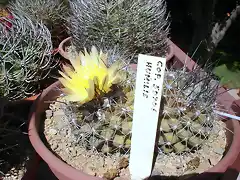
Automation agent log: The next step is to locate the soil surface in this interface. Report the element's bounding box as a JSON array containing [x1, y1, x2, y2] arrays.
[[43, 100, 228, 180]]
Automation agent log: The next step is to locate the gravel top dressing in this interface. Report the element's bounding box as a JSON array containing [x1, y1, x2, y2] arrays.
[[43, 99, 227, 180]]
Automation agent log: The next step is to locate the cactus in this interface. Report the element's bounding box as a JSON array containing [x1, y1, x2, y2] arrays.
[[156, 65, 219, 153], [9, 0, 68, 46], [0, 0, 9, 8], [9, 0, 67, 26], [67, 0, 170, 62], [56, 46, 219, 155], [0, 10, 58, 100]]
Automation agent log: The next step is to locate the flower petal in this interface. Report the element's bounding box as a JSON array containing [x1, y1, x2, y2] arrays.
[[86, 79, 95, 100], [64, 94, 86, 102]]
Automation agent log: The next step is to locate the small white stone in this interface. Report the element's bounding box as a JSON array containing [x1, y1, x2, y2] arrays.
[[84, 165, 96, 176], [51, 142, 58, 150], [214, 148, 224, 155], [53, 110, 65, 116], [45, 110, 53, 119], [114, 177, 127, 180], [49, 128, 58, 135]]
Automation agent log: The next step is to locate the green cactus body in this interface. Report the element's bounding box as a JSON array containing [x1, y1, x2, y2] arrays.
[[60, 61, 218, 155], [9, 0, 68, 47], [67, 0, 170, 62], [0, 11, 58, 100]]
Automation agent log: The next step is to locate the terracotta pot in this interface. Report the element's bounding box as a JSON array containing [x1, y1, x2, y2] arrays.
[[29, 81, 240, 180], [58, 37, 72, 60], [58, 37, 174, 62], [29, 81, 100, 180], [20, 94, 41, 180], [167, 40, 240, 174], [29, 42, 240, 180], [24, 94, 40, 101]]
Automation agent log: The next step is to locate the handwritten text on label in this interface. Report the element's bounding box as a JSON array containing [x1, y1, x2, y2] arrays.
[[142, 60, 164, 112]]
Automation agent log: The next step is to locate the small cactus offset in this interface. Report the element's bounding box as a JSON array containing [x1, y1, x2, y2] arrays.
[[0, 10, 58, 100], [56, 46, 219, 155], [67, 0, 170, 61]]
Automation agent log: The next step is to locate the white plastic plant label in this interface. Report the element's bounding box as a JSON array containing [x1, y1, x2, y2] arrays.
[[129, 54, 166, 180]]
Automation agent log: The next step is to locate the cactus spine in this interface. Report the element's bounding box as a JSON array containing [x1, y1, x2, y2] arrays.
[[9, 0, 68, 47], [56, 46, 219, 155], [67, 0, 170, 61], [0, 10, 58, 100]]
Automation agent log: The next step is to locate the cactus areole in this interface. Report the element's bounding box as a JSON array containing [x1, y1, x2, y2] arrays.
[[28, 44, 240, 180]]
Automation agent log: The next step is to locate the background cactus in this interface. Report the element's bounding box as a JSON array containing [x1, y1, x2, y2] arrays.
[[67, 0, 170, 62], [0, 0, 9, 8], [55, 49, 219, 155], [0, 10, 58, 100], [9, 0, 69, 47]]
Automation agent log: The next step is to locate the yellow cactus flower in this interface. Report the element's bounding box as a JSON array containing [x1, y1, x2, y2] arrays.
[[58, 46, 124, 104]]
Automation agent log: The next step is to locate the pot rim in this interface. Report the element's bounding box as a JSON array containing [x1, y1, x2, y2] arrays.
[[24, 94, 40, 101], [58, 37, 72, 60], [29, 80, 240, 179], [58, 37, 174, 62], [29, 81, 101, 180]]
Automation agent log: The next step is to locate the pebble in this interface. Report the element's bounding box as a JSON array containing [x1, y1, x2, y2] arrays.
[[95, 157, 104, 168], [114, 177, 128, 180], [53, 109, 65, 116], [118, 157, 129, 169], [64, 143, 71, 147], [49, 128, 58, 135], [53, 110, 65, 122], [76, 149, 83, 156], [3, 168, 26, 180], [214, 147, 225, 155], [51, 141, 59, 150], [45, 110, 53, 119], [18, 170, 24, 176], [105, 157, 115, 167], [45, 118, 53, 126], [103, 168, 119, 180], [84, 165, 96, 176], [119, 168, 130, 178], [44, 99, 227, 179], [71, 149, 77, 157], [60, 128, 68, 136]]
